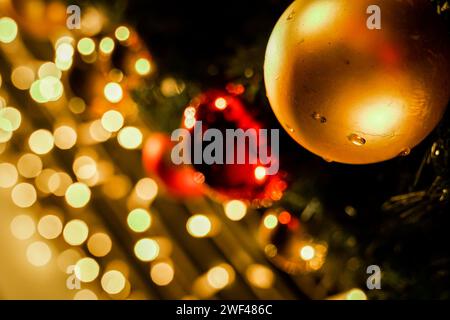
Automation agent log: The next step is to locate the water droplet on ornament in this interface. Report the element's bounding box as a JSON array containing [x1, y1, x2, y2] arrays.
[[285, 124, 295, 133], [348, 134, 366, 146], [287, 11, 295, 20], [399, 148, 411, 157], [311, 112, 321, 120]]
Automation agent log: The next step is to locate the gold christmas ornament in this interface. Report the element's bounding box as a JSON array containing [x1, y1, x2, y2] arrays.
[[264, 0, 450, 164]]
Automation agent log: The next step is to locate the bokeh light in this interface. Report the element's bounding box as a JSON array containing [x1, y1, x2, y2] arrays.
[[26, 241, 52, 267], [246, 264, 275, 289], [127, 208, 152, 233], [38, 215, 63, 239], [75, 257, 100, 282], [115, 26, 130, 42], [104, 82, 123, 103], [17, 153, 42, 178], [224, 200, 247, 221], [117, 126, 143, 149], [28, 129, 54, 154], [11, 183, 37, 208], [65, 183, 91, 208], [151, 262, 174, 286], [101, 270, 126, 294], [10, 215, 35, 240], [135, 58, 152, 75], [63, 219, 89, 246], [134, 238, 159, 262], [135, 178, 158, 201], [0, 17, 18, 43], [101, 110, 124, 133], [0, 162, 18, 188], [186, 215, 212, 238], [87, 233, 112, 257], [54, 126, 77, 150]]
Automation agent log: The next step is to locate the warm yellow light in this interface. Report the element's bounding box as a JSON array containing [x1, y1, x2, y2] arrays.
[[300, 245, 315, 261], [0, 17, 18, 43], [38, 62, 62, 79], [48, 172, 73, 196], [104, 82, 123, 103], [68, 97, 86, 114], [101, 110, 124, 133], [99, 37, 115, 54], [299, 1, 339, 35], [263, 214, 278, 229], [17, 153, 42, 178], [87, 233, 112, 257], [73, 156, 97, 180], [0, 162, 18, 188], [11, 66, 35, 90], [77, 37, 96, 55], [73, 289, 98, 300], [75, 257, 100, 282], [134, 238, 159, 262], [254, 166, 267, 181], [37, 215, 63, 239], [207, 266, 230, 289], [151, 262, 174, 286], [89, 120, 112, 142], [10, 214, 35, 240], [224, 200, 247, 221], [127, 208, 152, 233], [56, 43, 74, 62], [115, 26, 130, 41], [65, 183, 91, 208], [26, 241, 52, 267], [54, 125, 77, 150], [356, 97, 404, 136], [0, 107, 21, 131], [135, 58, 152, 75], [214, 97, 227, 110], [39, 76, 64, 102], [28, 129, 54, 154], [117, 126, 143, 149], [101, 270, 126, 294], [246, 264, 275, 289], [11, 183, 37, 208], [186, 215, 212, 238], [346, 289, 368, 300], [35, 168, 56, 194], [135, 178, 158, 201], [63, 219, 89, 246]]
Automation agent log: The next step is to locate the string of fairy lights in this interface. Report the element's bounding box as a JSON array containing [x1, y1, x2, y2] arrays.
[[0, 0, 366, 300]]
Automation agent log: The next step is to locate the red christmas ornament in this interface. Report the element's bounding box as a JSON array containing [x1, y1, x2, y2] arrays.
[[182, 89, 288, 205], [142, 133, 204, 198]]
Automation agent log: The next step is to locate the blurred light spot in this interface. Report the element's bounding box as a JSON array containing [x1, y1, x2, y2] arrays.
[[263, 214, 278, 229], [224, 200, 247, 221], [0, 107, 21, 131], [207, 265, 231, 289], [38, 62, 62, 79], [117, 126, 142, 149], [115, 26, 130, 41], [99, 37, 115, 54], [54, 125, 77, 150], [39, 76, 63, 101], [11, 183, 37, 208], [56, 43, 74, 62], [89, 120, 112, 142], [75, 257, 100, 282], [26, 241, 52, 267], [346, 289, 367, 300], [135, 58, 152, 75], [0, 17, 18, 43], [28, 129, 54, 154], [0, 162, 18, 188], [161, 78, 185, 97], [10, 214, 35, 240], [254, 166, 267, 181], [48, 172, 72, 196], [101, 110, 124, 133], [134, 238, 159, 262], [38, 215, 63, 239], [135, 178, 158, 201], [68, 97, 86, 114], [246, 264, 275, 289], [74, 289, 98, 300], [88, 233, 112, 257], [300, 245, 315, 261], [278, 211, 291, 225], [35, 168, 56, 194], [65, 182, 91, 208], [17, 153, 42, 178], [63, 219, 89, 246], [127, 208, 151, 233], [11, 66, 35, 90], [104, 82, 123, 103], [187, 215, 211, 238], [102, 175, 131, 199], [101, 270, 126, 294], [214, 97, 227, 110], [151, 262, 174, 286], [73, 156, 97, 180], [77, 37, 96, 55]]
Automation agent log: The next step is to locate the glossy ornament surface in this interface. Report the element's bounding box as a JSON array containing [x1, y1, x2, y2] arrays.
[[264, 0, 450, 164]]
